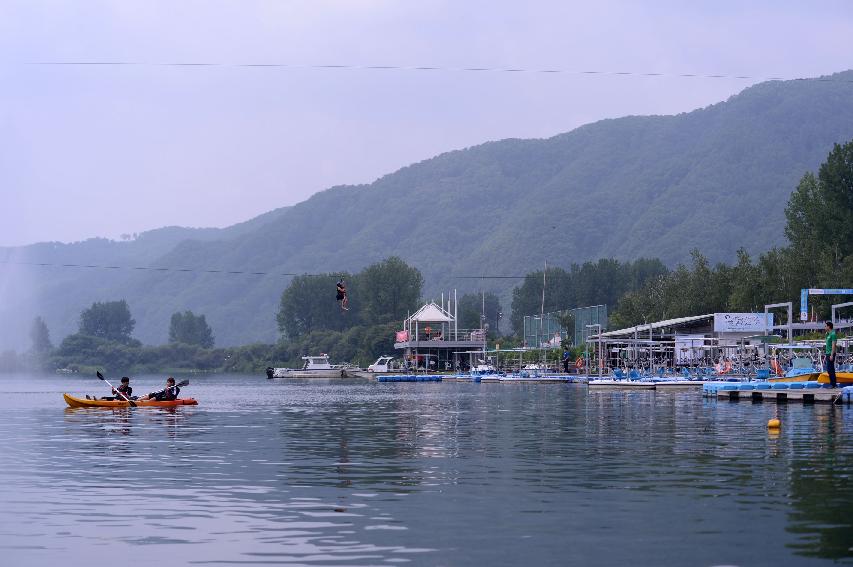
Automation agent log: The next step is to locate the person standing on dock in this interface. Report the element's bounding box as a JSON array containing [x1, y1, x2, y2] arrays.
[[562, 348, 571, 373], [825, 321, 838, 387]]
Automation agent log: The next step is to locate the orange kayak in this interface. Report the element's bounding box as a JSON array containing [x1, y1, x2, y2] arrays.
[[63, 393, 198, 408]]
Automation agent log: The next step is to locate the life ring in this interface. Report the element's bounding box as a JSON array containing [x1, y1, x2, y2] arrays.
[[770, 358, 784, 376], [575, 357, 584, 369]]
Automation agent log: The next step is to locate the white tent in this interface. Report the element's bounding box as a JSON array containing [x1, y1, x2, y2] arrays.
[[408, 302, 454, 323]]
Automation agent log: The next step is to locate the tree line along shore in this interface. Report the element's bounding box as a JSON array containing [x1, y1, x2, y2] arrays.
[[2, 141, 852, 374]]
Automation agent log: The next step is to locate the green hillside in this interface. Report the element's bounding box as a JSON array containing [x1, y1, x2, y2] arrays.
[[4, 71, 853, 348]]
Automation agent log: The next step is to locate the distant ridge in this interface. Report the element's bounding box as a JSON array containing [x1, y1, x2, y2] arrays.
[[4, 70, 853, 348]]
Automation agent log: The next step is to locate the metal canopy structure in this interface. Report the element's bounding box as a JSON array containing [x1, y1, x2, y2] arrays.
[[598, 314, 713, 338], [832, 301, 853, 329], [800, 288, 853, 321], [765, 301, 793, 344]]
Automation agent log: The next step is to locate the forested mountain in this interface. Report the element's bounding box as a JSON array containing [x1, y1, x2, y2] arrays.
[[3, 71, 853, 348]]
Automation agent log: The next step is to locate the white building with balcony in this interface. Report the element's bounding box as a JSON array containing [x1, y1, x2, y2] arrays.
[[394, 302, 487, 371]]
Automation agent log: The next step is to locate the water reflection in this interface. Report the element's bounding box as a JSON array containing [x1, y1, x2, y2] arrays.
[[787, 408, 853, 560], [0, 375, 850, 565]]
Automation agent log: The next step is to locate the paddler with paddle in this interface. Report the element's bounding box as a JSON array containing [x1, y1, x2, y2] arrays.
[[88, 376, 133, 401], [140, 376, 181, 402]]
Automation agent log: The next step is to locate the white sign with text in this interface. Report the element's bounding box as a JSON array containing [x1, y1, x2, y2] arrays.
[[713, 313, 773, 333]]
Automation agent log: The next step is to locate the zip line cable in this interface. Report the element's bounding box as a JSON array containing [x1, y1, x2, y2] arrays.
[[0, 259, 529, 279], [19, 61, 853, 84]]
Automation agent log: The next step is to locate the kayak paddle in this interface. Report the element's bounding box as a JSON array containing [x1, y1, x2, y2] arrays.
[[96, 371, 137, 407]]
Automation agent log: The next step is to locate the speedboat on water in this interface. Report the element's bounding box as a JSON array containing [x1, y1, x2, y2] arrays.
[[266, 355, 348, 379], [347, 355, 399, 378]]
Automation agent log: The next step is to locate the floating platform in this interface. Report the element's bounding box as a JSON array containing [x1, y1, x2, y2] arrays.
[[442, 374, 482, 383], [588, 379, 705, 390], [376, 375, 442, 382], [481, 375, 586, 384], [703, 382, 852, 403]]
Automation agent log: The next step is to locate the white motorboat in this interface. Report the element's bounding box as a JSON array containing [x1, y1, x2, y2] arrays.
[[348, 355, 399, 378], [266, 355, 348, 379]]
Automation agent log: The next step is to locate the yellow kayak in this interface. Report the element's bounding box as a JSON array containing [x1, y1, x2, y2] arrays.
[[63, 393, 198, 408], [817, 372, 853, 385]]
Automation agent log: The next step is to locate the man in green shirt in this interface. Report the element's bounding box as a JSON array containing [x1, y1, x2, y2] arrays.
[[825, 321, 838, 388]]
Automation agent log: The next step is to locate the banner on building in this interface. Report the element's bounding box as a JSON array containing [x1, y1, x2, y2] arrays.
[[713, 313, 773, 333]]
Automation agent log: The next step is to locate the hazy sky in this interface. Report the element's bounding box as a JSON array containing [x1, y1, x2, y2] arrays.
[[1, 0, 852, 246]]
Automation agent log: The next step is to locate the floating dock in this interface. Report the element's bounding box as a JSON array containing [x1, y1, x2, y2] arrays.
[[376, 373, 587, 384], [588, 379, 705, 390], [480, 375, 586, 384], [377, 375, 443, 382], [704, 382, 852, 403], [442, 375, 482, 383]]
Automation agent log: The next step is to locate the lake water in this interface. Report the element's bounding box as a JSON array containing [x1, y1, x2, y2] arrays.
[[0, 373, 851, 566]]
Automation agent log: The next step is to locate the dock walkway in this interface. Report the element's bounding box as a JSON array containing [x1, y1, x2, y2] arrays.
[[704, 382, 853, 404]]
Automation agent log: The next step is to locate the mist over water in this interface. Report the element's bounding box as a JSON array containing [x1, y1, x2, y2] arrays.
[[0, 247, 38, 352]]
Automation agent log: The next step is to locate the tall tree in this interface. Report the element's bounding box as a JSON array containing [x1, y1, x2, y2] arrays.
[[729, 249, 762, 312], [510, 258, 667, 333], [785, 141, 853, 272], [168, 310, 215, 348], [457, 292, 502, 333], [78, 300, 136, 343], [355, 257, 423, 325], [277, 274, 354, 338], [29, 316, 53, 354]]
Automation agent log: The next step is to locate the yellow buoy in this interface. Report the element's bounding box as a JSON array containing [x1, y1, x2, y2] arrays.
[[768, 418, 781, 429]]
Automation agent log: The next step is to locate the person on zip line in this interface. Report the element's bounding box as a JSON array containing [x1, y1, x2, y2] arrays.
[[336, 277, 349, 311]]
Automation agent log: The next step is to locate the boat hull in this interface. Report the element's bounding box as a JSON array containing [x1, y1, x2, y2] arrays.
[[63, 393, 198, 408], [769, 372, 820, 382], [817, 372, 853, 385], [269, 369, 348, 378], [347, 370, 386, 379]]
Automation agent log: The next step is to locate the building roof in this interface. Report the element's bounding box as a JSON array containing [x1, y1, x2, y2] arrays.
[[598, 313, 713, 338], [407, 302, 454, 323]]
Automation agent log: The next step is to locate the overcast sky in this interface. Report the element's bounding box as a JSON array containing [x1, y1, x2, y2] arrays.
[[1, 0, 852, 246]]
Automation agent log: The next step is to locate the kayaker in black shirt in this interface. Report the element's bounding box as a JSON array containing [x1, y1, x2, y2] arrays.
[[88, 376, 133, 401], [142, 377, 180, 401]]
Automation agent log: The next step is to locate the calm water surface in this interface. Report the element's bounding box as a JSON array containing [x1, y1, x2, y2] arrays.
[[0, 374, 851, 566]]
